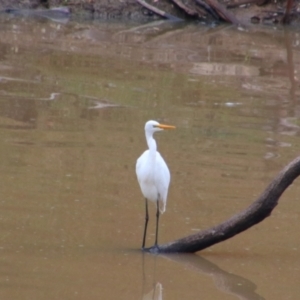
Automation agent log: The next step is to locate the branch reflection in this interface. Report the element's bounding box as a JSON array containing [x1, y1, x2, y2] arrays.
[[141, 253, 265, 300]]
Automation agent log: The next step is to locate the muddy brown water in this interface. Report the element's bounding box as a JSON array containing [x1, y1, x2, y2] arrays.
[[0, 15, 299, 299]]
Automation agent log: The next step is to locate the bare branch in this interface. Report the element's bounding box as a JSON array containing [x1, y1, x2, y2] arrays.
[[202, 0, 242, 24], [136, 0, 183, 21], [170, 0, 199, 17], [145, 156, 300, 253]]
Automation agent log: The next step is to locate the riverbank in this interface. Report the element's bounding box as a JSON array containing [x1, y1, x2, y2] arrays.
[[0, 0, 299, 25]]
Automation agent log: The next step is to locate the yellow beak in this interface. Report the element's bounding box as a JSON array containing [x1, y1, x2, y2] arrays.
[[156, 123, 176, 130]]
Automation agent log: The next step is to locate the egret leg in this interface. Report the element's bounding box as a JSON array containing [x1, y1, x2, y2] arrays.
[[142, 198, 149, 249], [155, 199, 160, 246]]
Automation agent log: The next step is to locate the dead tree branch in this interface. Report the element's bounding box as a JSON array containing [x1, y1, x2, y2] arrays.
[[282, 0, 294, 24], [194, 0, 221, 20], [136, 0, 183, 21], [145, 155, 300, 253], [170, 0, 199, 17], [201, 0, 242, 24]]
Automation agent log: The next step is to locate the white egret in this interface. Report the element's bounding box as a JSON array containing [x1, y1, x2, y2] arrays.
[[136, 120, 175, 248]]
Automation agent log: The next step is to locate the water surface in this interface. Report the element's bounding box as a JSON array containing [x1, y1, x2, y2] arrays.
[[0, 15, 299, 299]]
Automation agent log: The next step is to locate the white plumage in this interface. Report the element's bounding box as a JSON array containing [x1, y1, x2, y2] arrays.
[[136, 120, 175, 248]]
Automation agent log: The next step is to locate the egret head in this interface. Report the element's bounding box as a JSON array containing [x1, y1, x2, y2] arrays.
[[145, 120, 175, 134]]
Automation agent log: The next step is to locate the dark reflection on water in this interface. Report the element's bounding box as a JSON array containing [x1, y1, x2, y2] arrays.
[[127, 249, 266, 300], [0, 15, 299, 300], [160, 254, 265, 300]]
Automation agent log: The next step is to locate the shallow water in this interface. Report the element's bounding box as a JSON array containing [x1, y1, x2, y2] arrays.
[[0, 15, 299, 299]]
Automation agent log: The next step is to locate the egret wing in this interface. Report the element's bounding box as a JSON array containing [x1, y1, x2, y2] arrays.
[[155, 152, 170, 213]]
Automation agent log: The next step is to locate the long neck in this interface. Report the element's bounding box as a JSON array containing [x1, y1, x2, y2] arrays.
[[146, 131, 157, 157]]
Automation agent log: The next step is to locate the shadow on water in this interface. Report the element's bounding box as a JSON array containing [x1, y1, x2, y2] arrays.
[[138, 249, 264, 300]]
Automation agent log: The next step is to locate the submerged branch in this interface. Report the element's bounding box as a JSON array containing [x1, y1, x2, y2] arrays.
[[145, 156, 300, 253]]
